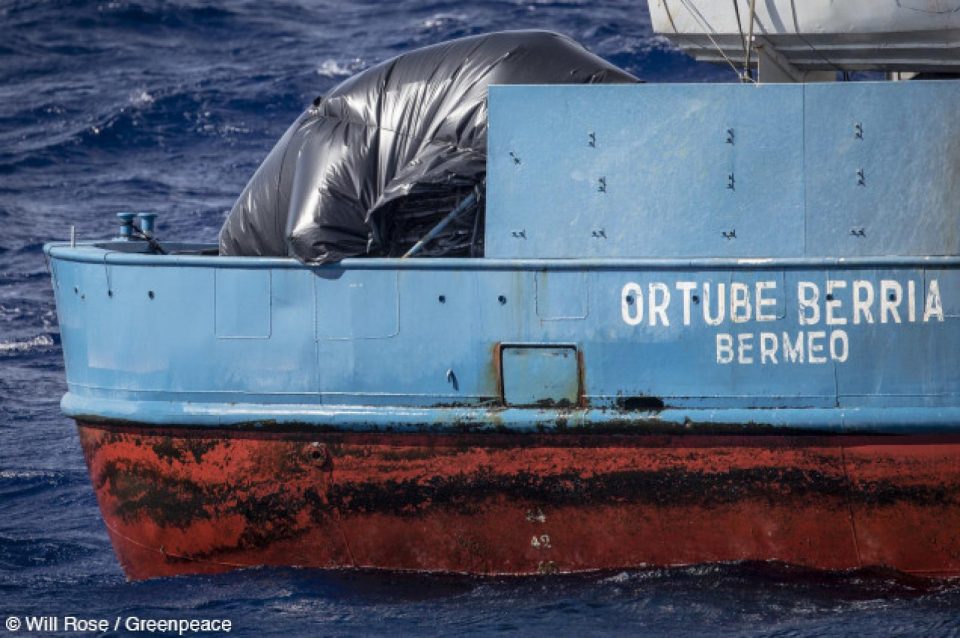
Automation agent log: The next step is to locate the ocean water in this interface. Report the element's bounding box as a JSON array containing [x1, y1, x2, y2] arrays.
[[2, 1, 960, 635]]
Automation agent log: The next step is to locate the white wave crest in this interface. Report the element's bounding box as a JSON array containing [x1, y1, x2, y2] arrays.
[[422, 12, 467, 29], [130, 90, 155, 106], [316, 58, 365, 78], [0, 334, 54, 353], [0, 469, 62, 480]]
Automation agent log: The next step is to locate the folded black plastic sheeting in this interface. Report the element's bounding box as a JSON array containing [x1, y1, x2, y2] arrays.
[[219, 30, 638, 263]]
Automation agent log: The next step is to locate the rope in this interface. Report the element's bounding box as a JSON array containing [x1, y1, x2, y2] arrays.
[[128, 220, 168, 255]]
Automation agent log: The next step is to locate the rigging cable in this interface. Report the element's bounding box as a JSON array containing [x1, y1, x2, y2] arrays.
[[742, 0, 758, 81], [672, 0, 755, 82], [786, 0, 845, 78], [732, 0, 747, 58]]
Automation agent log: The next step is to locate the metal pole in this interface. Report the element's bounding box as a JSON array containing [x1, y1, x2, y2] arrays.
[[402, 190, 479, 259], [742, 0, 758, 82]]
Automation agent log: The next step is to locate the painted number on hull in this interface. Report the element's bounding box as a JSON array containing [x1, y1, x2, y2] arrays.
[[531, 534, 552, 549]]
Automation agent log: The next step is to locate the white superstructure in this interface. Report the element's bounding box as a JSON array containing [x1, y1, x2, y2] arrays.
[[648, 0, 960, 80]]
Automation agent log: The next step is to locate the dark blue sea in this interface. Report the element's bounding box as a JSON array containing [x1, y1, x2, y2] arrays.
[[2, 1, 960, 635]]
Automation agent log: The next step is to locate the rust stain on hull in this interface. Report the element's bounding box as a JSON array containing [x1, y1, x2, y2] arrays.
[[76, 423, 960, 580]]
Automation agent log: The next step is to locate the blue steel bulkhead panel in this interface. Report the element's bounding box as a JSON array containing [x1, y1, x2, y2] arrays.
[[833, 267, 960, 405], [487, 82, 960, 260], [51, 263, 322, 396], [315, 269, 399, 340], [487, 84, 805, 259], [215, 268, 271, 338], [59, 263, 215, 393], [804, 81, 960, 257], [535, 271, 589, 320], [931, 269, 960, 317]]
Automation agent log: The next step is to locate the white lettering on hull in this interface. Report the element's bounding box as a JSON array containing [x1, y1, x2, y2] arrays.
[[620, 278, 945, 365]]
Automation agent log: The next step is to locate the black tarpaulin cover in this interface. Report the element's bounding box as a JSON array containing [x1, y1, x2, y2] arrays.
[[219, 30, 637, 263]]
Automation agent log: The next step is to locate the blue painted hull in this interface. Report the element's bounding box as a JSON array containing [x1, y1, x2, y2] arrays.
[[47, 245, 960, 434]]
